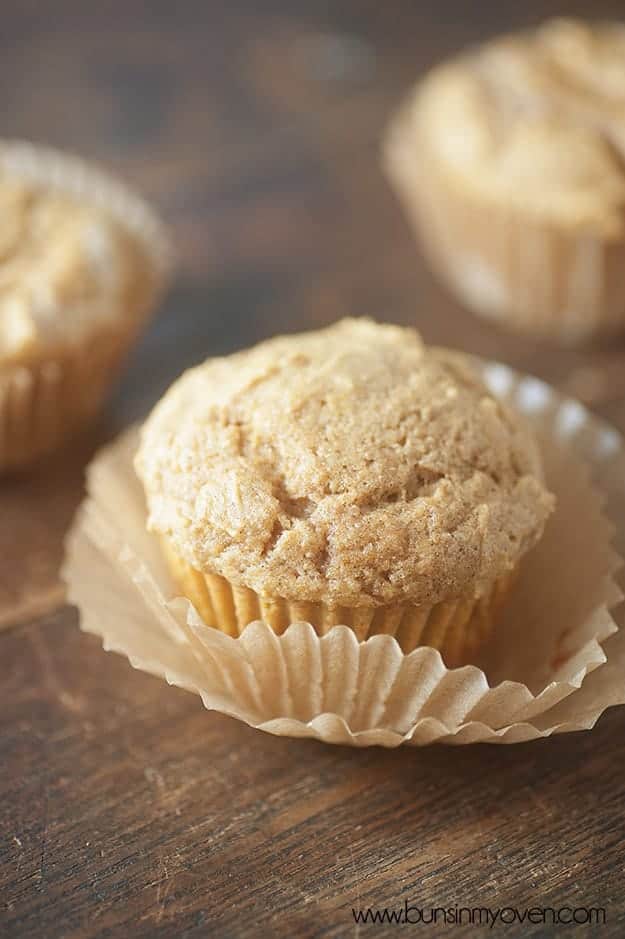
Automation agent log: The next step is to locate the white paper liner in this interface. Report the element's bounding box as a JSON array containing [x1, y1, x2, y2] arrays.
[[63, 362, 625, 746]]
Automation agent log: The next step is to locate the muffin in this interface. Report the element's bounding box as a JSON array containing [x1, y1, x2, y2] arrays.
[[135, 319, 554, 667], [384, 19, 625, 344], [0, 141, 171, 471]]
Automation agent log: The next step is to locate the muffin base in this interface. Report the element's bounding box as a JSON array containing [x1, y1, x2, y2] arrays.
[[160, 539, 515, 668], [384, 104, 625, 345], [1, 320, 142, 472]]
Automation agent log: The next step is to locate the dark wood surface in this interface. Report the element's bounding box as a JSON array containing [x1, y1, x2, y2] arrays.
[[2, 2, 625, 936]]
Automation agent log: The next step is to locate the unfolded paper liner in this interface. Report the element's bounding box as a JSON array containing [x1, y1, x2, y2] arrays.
[[63, 362, 625, 746], [0, 140, 173, 470], [383, 107, 625, 345]]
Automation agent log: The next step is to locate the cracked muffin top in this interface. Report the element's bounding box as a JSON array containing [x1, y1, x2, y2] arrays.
[[135, 319, 554, 607], [395, 18, 625, 237], [0, 175, 149, 363]]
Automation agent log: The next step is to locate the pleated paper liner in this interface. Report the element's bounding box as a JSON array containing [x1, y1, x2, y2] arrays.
[[63, 362, 624, 746], [383, 105, 625, 345], [159, 535, 516, 668], [0, 140, 173, 470], [1, 320, 139, 470]]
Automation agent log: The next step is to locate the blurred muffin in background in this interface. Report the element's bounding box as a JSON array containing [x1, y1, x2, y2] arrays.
[[384, 19, 625, 344], [0, 141, 171, 471], [135, 318, 554, 667]]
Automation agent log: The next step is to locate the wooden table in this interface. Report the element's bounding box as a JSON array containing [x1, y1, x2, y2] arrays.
[[2, 2, 625, 936]]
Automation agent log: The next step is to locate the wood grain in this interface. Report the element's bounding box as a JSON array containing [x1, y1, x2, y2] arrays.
[[2, 1, 625, 936]]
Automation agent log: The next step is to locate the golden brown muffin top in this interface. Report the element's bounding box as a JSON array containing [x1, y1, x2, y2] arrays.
[[394, 19, 625, 237], [136, 319, 554, 608], [0, 175, 145, 363]]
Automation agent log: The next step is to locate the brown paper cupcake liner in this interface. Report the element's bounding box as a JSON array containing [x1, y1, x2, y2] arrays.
[[0, 140, 173, 470], [159, 536, 516, 667], [63, 361, 625, 746], [384, 109, 625, 345]]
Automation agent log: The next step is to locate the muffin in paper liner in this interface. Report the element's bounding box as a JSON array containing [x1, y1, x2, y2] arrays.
[[63, 362, 624, 746], [385, 122, 625, 345], [134, 319, 555, 670], [0, 140, 173, 471], [383, 20, 625, 345]]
